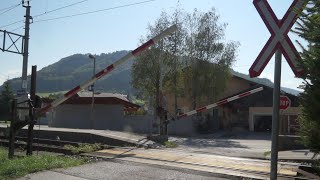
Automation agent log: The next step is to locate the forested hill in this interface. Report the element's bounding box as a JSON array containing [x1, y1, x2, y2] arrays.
[[1, 50, 300, 96], [3, 50, 135, 94]]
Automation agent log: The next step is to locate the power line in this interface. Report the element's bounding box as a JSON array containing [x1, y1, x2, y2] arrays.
[[0, 0, 87, 29], [0, 3, 21, 12], [0, 3, 20, 16], [0, 25, 24, 40], [33, 0, 157, 24], [0, 20, 24, 29], [11, 25, 25, 32], [1, 0, 152, 29], [33, 0, 89, 18]]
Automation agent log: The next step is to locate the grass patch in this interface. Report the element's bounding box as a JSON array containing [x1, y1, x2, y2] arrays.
[[164, 141, 178, 148], [263, 151, 271, 157], [0, 147, 87, 179], [64, 143, 103, 154]]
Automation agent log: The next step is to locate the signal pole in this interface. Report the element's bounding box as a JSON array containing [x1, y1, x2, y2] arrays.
[[21, 0, 32, 92]]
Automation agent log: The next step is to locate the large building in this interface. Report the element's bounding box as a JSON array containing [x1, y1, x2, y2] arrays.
[[166, 70, 301, 135], [48, 92, 140, 130]]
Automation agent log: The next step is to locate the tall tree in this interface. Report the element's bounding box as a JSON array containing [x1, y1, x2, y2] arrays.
[[132, 8, 239, 121], [294, 0, 320, 153], [132, 11, 184, 109], [184, 8, 239, 108], [0, 81, 14, 121]]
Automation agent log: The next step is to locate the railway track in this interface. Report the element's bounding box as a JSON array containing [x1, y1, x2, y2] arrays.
[[0, 135, 318, 179], [90, 148, 318, 180], [0, 135, 114, 155]]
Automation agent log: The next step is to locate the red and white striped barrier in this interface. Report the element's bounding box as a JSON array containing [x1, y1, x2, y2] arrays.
[[38, 25, 178, 115], [177, 86, 264, 119]]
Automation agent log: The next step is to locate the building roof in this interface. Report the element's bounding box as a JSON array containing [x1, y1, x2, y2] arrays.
[[77, 92, 129, 101], [231, 70, 302, 96], [51, 91, 139, 110], [179, 57, 302, 96]]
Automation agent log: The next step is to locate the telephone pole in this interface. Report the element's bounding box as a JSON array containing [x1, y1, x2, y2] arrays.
[[21, 0, 32, 92]]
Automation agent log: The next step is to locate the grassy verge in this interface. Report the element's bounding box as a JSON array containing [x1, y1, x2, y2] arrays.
[[263, 151, 271, 157], [0, 147, 87, 179], [164, 141, 178, 148], [64, 143, 103, 154]]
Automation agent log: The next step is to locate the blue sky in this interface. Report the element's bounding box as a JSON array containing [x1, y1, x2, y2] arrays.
[[0, 0, 305, 91]]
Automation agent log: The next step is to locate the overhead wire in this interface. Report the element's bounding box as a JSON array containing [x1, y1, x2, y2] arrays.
[[0, 3, 21, 16], [0, 3, 21, 12], [0, 0, 88, 29], [10, 25, 24, 32], [0, 0, 157, 39], [33, 0, 89, 18], [0, 20, 24, 29], [0, 25, 24, 38], [33, 0, 157, 24], [1, 0, 157, 29]]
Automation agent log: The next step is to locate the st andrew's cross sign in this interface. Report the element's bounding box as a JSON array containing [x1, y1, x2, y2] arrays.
[[249, 0, 306, 78]]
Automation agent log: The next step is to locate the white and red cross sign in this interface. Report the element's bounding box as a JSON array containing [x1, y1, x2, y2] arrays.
[[249, 0, 306, 78]]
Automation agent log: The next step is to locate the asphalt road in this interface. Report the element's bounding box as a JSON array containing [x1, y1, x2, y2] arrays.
[[170, 131, 272, 158], [19, 160, 228, 180]]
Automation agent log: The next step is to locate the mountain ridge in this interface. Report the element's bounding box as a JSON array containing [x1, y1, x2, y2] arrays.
[[1, 50, 301, 96], [4, 50, 134, 94]]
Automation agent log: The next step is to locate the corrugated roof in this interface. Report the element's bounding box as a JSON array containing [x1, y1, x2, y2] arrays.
[[231, 70, 302, 96], [77, 92, 129, 101]]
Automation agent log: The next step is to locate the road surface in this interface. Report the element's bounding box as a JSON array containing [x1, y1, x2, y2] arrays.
[[19, 160, 227, 180]]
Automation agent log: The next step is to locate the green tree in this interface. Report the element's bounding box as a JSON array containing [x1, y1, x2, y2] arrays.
[[132, 8, 239, 126], [132, 11, 184, 109], [0, 81, 14, 121], [183, 8, 239, 108], [294, 0, 320, 153]]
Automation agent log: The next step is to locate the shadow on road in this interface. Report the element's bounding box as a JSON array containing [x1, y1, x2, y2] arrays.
[[181, 138, 248, 149]]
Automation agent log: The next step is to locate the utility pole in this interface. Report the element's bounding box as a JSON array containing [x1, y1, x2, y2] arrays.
[[270, 49, 282, 179], [26, 65, 37, 156], [22, 0, 32, 92], [88, 54, 96, 129]]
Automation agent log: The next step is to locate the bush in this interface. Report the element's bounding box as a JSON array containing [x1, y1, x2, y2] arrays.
[[64, 143, 103, 154], [163, 141, 178, 148], [124, 109, 147, 116]]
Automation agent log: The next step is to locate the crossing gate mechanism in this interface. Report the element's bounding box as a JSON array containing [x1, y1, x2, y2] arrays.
[[37, 25, 177, 116], [177, 87, 264, 119]]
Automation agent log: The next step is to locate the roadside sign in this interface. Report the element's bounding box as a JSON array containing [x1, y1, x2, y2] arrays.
[[279, 96, 291, 110], [16, 89, 26, 96], [22, 80, 27, 89], [249, 0, 305, 78], [249, 1, 308, 179]]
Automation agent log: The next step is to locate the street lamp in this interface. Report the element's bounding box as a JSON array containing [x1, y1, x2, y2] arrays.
[[88, 54, 96, 129]]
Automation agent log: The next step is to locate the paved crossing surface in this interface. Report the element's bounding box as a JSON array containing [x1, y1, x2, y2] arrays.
[[19, 160, 227, 180], [87, 148, 301, 179]]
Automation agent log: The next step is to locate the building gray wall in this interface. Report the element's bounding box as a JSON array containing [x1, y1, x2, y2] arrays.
[[168, 117, 195, 136], [49, 105, 196, 136], [123, 115, 153, 134], [49, 104, 125, 130], [122, 115, 196, 136]]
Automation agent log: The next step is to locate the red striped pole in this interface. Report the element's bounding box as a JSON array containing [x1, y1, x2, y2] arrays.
[[38, 25, 177, 115], [177, 87, 264, 119]]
